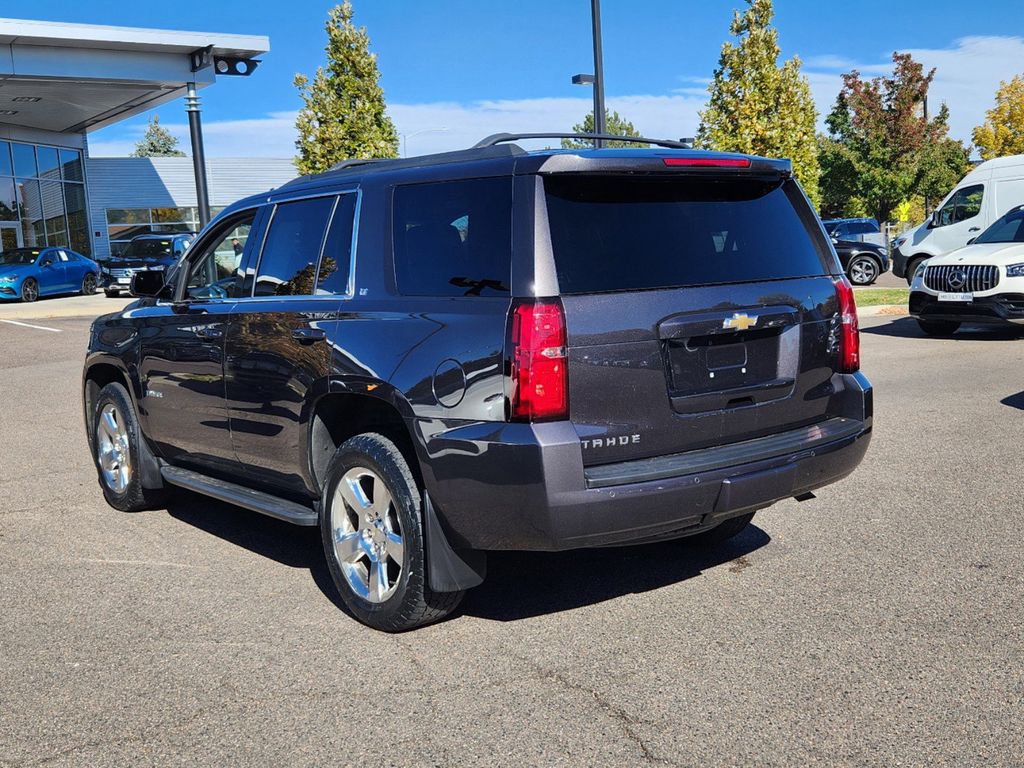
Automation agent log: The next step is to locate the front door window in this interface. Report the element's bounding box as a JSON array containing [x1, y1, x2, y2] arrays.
[[936, 185, 984, 227], [182, 214, 255, 300]]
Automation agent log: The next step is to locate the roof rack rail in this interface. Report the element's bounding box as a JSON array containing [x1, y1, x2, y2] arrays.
[[473, 132, 693, 150], [328, 157, 387, 172]]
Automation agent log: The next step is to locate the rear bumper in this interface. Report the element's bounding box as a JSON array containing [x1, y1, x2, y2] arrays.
[[910, 291, 1024, 325], [418, 372, 873, 551]]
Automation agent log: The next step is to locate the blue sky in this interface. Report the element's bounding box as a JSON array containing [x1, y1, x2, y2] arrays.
[[20, 0, 1024, 158]]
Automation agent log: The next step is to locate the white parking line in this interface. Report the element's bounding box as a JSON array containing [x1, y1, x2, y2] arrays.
[[0, 319, 62, 333]]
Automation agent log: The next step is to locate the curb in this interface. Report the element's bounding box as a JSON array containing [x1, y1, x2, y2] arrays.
[[858, 304, 908, 318]]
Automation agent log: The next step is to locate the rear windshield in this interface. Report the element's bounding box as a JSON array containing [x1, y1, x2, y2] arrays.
[[544, 175, 829, 294]]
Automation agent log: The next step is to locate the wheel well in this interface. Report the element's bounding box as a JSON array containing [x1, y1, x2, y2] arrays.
[[83, 364, 132, 443], [310, 394, 420, 492]]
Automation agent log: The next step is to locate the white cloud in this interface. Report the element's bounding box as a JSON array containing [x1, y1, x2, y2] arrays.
[[86, 35, 1023, 160], [804, 35, 1024, 143]]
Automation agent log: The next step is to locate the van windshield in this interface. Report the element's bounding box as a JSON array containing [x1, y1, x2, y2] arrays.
[[544, 175, 830, 294], [974, 209, 1024, 244]]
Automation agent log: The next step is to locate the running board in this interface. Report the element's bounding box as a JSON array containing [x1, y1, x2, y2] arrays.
[[160, 466, 319, 526]]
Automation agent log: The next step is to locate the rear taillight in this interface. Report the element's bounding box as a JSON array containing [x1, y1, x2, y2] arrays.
[[508, 299, 568, 421], [835, 277, 860, 373]]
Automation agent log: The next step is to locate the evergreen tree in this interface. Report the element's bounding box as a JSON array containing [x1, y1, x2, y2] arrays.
[[294, 1, 399, 175], [696, 0, 820, 205], [131, 115, 185, 158], [561, 110, 646, 148], [972, 75, 1024, 160]]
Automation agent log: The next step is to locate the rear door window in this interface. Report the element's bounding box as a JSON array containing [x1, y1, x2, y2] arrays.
[[544, 175, 829, 294], [393, 177, 512, 297], [254, 196, 335, 297]]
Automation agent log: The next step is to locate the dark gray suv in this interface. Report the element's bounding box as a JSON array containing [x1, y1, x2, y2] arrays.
[[83, 134, 872, 631]]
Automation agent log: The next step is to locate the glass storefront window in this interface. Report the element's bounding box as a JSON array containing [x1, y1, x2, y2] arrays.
[[152, 207, 194, 223], [12, 144, 36, 178], [0, 178, 16, 222], [59, 150, 83, 183], [16, 178, 42, 247], [37, 147, 60, 180], [0, 142, 11, 177], [0, 142, 89, 254], [107, 209, 151, 225]]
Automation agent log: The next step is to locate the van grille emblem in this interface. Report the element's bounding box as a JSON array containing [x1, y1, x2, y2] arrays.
[[723, 312, 758, 331]]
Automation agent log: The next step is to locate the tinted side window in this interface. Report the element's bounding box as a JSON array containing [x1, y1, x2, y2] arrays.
[[393, 177, 512, 297], [315, 193, 357, 295], [937, 185, 984, 226], [254, 196, 335, 297]]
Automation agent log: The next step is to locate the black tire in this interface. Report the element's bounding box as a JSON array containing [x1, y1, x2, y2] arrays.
[[90, 382, 166, 512], [905, 257, 926, 286], [320, 433, 463, 631], [21, 277, 38, 302], [917, 318, 960, 336], [82, 272, 97, 295], [104, 289, 120, 298], [847, 255, 880, 286], [684, 512, 755, 546]]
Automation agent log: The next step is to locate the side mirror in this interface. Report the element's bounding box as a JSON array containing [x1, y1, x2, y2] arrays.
[[928, 210, 941, 229], [130, 269, 166, 298]]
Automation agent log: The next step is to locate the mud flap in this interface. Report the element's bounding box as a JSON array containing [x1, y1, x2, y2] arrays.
[[423, 493, 487, 593]]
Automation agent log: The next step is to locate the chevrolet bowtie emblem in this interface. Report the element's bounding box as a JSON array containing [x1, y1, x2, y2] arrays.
[[723, 312, 758, 331]]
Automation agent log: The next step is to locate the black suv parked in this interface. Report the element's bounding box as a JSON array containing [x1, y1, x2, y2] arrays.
[[83, 134, 873, 631], [100, 233, 195, 297]]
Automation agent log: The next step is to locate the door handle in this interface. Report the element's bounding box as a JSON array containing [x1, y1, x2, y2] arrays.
[[194, 326, 223, 339], [293, 327, 327, 343], [968, 227, 980, 232]]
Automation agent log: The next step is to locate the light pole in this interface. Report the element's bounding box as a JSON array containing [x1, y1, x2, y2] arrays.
[[571, 0, 607, 147], [400, 127, 449, 157]]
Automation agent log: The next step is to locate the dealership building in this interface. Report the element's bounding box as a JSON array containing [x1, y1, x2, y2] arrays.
[[0, 18, 295, 260]]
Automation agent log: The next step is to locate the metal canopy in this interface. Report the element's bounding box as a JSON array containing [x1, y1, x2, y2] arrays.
[[0, 18, 269, 133]]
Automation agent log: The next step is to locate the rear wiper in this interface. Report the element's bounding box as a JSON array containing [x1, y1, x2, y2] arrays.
[[449, 277, 510, 297]]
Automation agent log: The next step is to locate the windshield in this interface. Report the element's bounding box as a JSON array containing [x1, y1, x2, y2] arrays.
[[974, 209, 1024, 244], [123, 238, 175, 259], [0, 249, 41, 265], [544, 175, 829, 294]]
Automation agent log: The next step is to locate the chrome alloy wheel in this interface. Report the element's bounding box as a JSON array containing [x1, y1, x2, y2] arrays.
[[96, 404, 132, 493], [849, 256, 878, 285], [331, 467, 405, 604]]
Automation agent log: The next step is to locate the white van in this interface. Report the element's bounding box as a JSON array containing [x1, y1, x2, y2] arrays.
[[892, 154, 1024, 283]]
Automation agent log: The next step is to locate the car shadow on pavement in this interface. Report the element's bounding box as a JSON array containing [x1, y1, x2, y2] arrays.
[[164, 489, 770, 623], [1000, 391, 1024, 410], [862, 316, 1024, 341], [164, 490, 348, 614], [460, 526, 770, 622]]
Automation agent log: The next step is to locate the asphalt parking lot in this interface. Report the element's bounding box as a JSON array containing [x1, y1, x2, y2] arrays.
[[1, 306, 1022, 767]]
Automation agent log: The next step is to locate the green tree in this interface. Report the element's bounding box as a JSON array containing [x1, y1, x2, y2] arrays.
[[561, 109, 646, 148], [131, 115, 185, 158], [819, 53, 967, 222], [294, 1, 399, 176], [972, 75, 1024, 160], [696, 0, 820, 205]]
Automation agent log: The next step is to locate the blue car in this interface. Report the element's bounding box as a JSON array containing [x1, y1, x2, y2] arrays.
[[0, 246, 101, 302]]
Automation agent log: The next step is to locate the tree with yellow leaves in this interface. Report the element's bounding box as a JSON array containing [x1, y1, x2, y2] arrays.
[[972, 75, 1024, 161]]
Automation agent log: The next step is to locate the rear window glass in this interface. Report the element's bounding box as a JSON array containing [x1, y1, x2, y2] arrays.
[[544, 176, 828, 294], [393, 177, 512, 297]]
